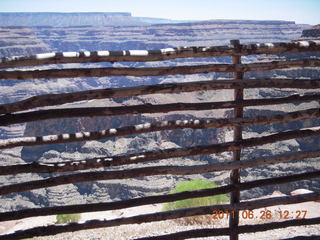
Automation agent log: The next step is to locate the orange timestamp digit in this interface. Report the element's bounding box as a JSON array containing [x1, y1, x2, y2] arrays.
[[211, 209, 308, 220], [211, 210, 273, 220], [278, 210, 308, 219], [212, 210, 256, 220], [211, 210, 235, 219]]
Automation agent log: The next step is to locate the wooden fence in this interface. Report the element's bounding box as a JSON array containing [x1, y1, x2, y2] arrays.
[[0, 39, 320, 240]]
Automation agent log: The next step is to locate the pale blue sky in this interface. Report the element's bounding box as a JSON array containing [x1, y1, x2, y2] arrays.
[[0, 0, 319, 24]]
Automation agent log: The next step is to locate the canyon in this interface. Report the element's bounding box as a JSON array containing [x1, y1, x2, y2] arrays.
[[0, 15, 319, 211]]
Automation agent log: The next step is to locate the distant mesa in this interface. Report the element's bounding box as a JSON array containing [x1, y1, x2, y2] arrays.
[[0, 12, 191, 27], [299, 24, 320, 40], [0, 12, 300, 28]]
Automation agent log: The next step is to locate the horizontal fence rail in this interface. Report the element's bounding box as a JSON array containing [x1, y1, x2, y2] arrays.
[[3, 217, 320, 240], [1, 127, 320, 195], [1, 94, 320, 126], [281, 235, 320, 240], [1, 78, 320, 115], [0, 40, 319, 68], [1, 149, 319, 176], [1, 59, 320, 80], [0, 170, 319, 222], [0, 40, 320, 240], [133, 217, 320, 240], [0, 194, 319, 240], [1, 108, 319, 148]]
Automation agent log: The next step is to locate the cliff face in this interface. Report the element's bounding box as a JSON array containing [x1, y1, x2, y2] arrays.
[[0, 19, 305, 58], [0, 18, 319, 210], [0, 26, 49, 57], [34, 20, 304, 50], [0, 12, 194, 27], [0, 19, 307, 104], [0, 19, 308, 140], [0, 12, 152, 27], [299, 24, 320, 40]]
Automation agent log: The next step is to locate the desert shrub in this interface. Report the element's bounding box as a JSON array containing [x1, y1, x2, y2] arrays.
[[56, 213, 81, 224], [163, 179, 228, 211], [162, 179, 229, 225]]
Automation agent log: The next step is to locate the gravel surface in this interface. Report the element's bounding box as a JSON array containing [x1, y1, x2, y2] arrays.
[[36, 221, 320, 240], [2, 192, 319, 240]]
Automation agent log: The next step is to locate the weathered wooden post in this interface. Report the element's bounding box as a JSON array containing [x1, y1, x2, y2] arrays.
[[229, 39, 243, 240]]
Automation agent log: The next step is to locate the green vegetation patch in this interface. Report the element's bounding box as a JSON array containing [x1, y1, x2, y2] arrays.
[[56, 213, 81, 224], [163, 179, 229, 211]]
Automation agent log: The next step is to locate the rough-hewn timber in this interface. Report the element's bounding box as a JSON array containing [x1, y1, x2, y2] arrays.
[[1, 108, 319, 149], [1, 147, 319, 176], [0, 59, 320, 80], [0, 194, 319, 240], [134, 218, 320, 240], [1, 80, 320, 115], [0, 127, 319, 195], [0, 40, 319, 68], [280, 236, 320, 240], [230, 39, 243, 240], [0, 170, 319, 222], [3, 94, 320, 126], [1, 40, 320, 240], [8, 94, 320, 126]]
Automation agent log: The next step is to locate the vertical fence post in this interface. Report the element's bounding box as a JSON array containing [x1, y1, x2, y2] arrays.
[[229, 39, 243, 240]]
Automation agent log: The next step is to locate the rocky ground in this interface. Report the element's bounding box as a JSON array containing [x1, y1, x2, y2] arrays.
[[34, 223, 320, 240], [1, 190, 319, 240]]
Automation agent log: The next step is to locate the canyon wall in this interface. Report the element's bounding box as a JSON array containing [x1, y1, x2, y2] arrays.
[[0, 17, 319, 210]]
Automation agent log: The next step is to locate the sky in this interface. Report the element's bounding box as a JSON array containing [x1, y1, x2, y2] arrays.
[[0, 0, 319, 25]]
